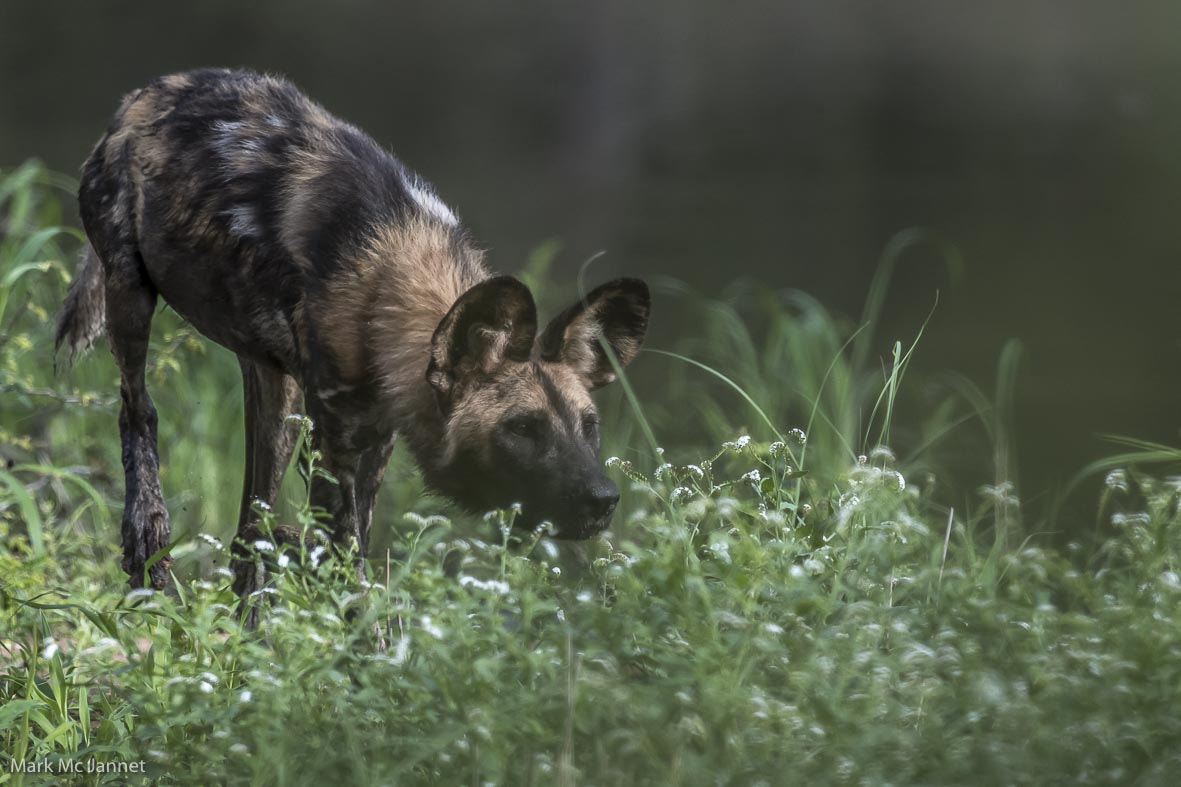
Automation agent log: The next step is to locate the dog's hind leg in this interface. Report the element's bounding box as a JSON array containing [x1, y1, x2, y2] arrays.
[[231, 359, 303, 626], [100, 244, 171, 589]]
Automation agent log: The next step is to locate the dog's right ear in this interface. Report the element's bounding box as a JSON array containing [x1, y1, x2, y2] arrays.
[[427, 276, 537, 402]]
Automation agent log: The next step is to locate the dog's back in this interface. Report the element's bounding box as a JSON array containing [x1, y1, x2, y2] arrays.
[[74, 68, 468, 373]]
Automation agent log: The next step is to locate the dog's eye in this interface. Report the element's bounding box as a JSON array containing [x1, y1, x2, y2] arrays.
[[504, 414, 542, 439], [581, 414, 600, 439]]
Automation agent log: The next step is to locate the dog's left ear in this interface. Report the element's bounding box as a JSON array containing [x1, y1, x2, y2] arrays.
[[427, 276, 537, 402], [538, 278, 650, 389]]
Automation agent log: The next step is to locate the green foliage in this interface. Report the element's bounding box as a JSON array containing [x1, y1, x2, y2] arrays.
[[3, 162, 1181, 785]]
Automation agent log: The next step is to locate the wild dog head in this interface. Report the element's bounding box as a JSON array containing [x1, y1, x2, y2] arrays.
[[425, 276, 649, 538]]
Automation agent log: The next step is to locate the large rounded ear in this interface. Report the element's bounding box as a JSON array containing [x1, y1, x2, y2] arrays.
[[427, 276, 537, 401], [538, 278, 650, 389]]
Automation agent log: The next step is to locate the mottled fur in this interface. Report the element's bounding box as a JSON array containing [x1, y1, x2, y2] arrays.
[[55, 69, 649, 604]]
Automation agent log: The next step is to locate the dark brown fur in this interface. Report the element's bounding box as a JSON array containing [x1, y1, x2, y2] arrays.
[[56, 69, 649, 610]]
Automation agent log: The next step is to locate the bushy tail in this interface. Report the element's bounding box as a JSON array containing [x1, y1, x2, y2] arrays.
[[54, 244, 107, 367]]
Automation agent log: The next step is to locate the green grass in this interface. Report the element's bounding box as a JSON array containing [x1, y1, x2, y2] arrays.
[[3, 160, 1181, 785]]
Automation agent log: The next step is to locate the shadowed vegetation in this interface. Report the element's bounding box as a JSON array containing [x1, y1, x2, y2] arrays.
[[3, 162, 1181, 785]]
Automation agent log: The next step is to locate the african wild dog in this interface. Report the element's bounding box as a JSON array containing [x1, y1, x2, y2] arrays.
[[55, 68, 649, 601]]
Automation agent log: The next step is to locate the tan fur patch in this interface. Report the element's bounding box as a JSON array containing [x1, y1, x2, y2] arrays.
[[278, 146, 336, 266], [160, 73, 193, 91], [99, 86, 175, 237], [442, 364, 551, 464], [539, 362, 595, 418], [554, 299, 608, 380], [440, 362, 597, 465], [317, 217, 488, 390]]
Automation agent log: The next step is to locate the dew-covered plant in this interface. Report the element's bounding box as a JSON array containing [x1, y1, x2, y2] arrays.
[[3, 162, 1181, 785], [5, 430, 1181, 785]]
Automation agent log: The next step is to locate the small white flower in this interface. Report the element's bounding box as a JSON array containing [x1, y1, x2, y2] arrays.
[[420, 615, 445, 639], [79, 637, 118, 657], [1112, 512, 1150, 527], [309, 545, 326, 566], [654, 463, 673, 480], [723, 435, 751, 452], [403, 513, 450, 528], [276, 553, 291, 569], [229, 743, 249, 755], [551, 566, 561, 576], [41, 641, 59, 659], [199, 672, 219, 685], [709, 541, 731, 563], [392, 635, 410, 666], [246, 670, 281, 685], [253, 539, 275, 552], [741, 469, 762, 484], [239, 690, 253, 703], [1104, 469, 1129, 492], [760, 509, 787, 527], [199, 533, 225, 551], [198, 681, 214, 694], [458, 575, 511, 595]]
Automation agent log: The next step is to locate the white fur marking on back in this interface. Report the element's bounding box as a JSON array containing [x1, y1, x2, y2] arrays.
[[226, 204, 259, 238], [212, 120, 244, 155], [212, 119, 264, 162], [404, 174, 458, 226]]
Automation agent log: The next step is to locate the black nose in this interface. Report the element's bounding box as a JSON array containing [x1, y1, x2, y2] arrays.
[[584, 483, 620, 523]]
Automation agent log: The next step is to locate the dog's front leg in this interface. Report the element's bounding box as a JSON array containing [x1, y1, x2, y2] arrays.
[[305, 402, 366, 573]]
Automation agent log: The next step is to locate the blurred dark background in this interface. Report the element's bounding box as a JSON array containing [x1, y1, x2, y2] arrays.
[[2, 1, 1179, 510]]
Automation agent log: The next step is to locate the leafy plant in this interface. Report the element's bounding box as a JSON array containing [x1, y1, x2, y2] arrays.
[[3, 162, 1181, 785]]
